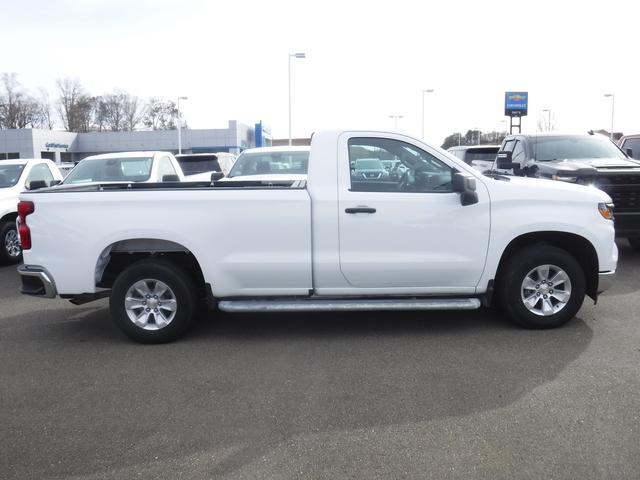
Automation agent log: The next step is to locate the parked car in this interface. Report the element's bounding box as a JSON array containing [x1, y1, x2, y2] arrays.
[[17, 130, 616, 342], [447, 145, 500, 172], [617, 134, 640, 161], [222, 146, 309, 182], [62, 151, 185, 185], [494, 133, 640, 251], [175, 153, 236, 181], [0, 158, 63, 264], [56, 162, 77, 178]]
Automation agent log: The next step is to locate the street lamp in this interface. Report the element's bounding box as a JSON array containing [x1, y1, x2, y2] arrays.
[[421, 89, 434, 139], [288, 52, 306, 146], [604, 94, 615, 140], [389, 114, 404, 130], [177, 96, 188, 154], [542, 109, 551, 132]]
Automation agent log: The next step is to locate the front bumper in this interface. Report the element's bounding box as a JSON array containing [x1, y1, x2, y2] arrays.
[[597, 271, 616, 294], [17, 265, 57, 298]]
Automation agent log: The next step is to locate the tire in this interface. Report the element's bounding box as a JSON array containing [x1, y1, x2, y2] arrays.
[[0, 221, 22, 265], [629, 236, 640, 252], [498, 245, 586, 329], [109, 258, 197, 343]]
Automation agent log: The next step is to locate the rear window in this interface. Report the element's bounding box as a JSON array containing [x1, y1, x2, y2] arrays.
[[228, 151, 309, 177], [463, 148, 499, 164], [176, 155, 222, 175], [64, 157, 153, 184]]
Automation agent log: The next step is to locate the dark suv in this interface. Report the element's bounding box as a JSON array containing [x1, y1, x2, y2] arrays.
[[495, 133, 640, 250]]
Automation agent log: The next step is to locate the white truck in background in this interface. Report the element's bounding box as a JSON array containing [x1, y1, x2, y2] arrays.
[[17, 130, 617, 342], [0, 158, 63, 264]]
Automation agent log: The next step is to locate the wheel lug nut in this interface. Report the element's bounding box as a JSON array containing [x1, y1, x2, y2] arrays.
[[535, 284, 540, 289], [543, 294, 548, 299], [143, 301, 146, 305], [549, 290, 554, 294], [146, 308, 150, 312], [154, 308, 158, 312], [146, 295, 150, 299], [537, 292, 541, 296]]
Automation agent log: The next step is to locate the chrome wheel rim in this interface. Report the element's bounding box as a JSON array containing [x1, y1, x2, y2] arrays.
[[521, 264, 572, 317], [125, 279, 177, 330], [5, 229, 21, 258]]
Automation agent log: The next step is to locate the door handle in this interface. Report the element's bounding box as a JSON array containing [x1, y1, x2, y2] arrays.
[[345, 207, 376, 214]]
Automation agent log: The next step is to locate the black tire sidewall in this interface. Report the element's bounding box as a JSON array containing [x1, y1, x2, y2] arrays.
[[500, 246, 586, 329], [629, 236, 640, 252], [110, 259, 196, 343], [0, 221, 22, 265]]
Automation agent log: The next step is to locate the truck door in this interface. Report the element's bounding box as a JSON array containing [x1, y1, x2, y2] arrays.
[[337, 133, 491, 292]]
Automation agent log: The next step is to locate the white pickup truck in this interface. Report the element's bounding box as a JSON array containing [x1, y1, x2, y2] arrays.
[[17, 130, 617, 343]]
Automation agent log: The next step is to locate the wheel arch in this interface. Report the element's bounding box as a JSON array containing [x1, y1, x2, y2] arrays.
[[1, 212, 18, 224], [95, 238, 206, 297], [494, 231, 599, 302]]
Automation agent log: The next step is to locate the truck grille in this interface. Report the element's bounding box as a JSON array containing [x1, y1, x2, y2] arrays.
[[595, 172, 640, 212]]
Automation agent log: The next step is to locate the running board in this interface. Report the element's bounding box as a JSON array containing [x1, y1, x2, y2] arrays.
[[218, 298, 481, 313]]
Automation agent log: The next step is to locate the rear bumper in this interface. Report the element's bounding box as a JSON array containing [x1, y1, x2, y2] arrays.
[[597, 271, 616, 294], [17, 265, 57, 298]]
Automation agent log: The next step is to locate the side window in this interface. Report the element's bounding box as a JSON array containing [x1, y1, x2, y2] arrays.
[[512, 140, 526, 164], [502, 140, 516, 152], [348, 137, 453, 193], [26, 163, 54, 187], [158, 157, 178, 179]]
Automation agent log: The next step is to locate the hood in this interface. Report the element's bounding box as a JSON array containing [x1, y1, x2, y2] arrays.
[[0, 186, 20, 201], [543, 157, 640, 171], [485, 175, 612, 204]]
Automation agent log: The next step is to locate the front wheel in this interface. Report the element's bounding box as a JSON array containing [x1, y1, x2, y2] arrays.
[[109, 259, 197, 343], [0, 221, 22, 265], [498, 246, 586, 329], [629, 236, 640, 252]]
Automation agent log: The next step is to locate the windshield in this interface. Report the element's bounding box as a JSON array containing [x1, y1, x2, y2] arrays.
[[228, 151, 309, 177], [176, 155, 222, 175], [0, 164, 26, 188], [533, 136, 626, 161], [64, 157, 153, 184]]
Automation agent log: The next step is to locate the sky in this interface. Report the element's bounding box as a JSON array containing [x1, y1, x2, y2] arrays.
[[2, 0, 639, 146]]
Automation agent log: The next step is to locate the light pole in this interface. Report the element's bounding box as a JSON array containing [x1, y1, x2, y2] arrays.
[[177, 96, 188, 154], [542, 109, 552, 132], [421, 89, 434, 139], [604, 94, 615, 140], [389, 114, 404, 130], [288, 52, 306, 146]]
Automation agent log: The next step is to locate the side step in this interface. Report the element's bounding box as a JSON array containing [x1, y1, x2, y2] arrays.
[[218, 298, 481, 313]]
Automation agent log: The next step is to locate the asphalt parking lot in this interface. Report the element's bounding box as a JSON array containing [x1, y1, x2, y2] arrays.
[[1, 242, 639, 480]]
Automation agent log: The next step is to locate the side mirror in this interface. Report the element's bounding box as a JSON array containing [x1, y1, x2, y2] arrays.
[[50, 179, 62, 186], [452, 172, 478, 206], [211, 172, 224, 182], [495, 150, 516, 170], [626, 148, 633, 158], [162, 174, 180, 182], [27, 180, 48, 190]]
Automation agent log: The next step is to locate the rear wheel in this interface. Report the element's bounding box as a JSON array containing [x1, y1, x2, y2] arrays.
[[110, 259, 197, 343], [629, 236, 640, 252], [499, 245, 586, 329], [0, 221, 22, 265]]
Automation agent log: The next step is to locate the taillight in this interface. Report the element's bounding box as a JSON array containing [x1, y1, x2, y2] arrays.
[[17, 201, 34, 250]]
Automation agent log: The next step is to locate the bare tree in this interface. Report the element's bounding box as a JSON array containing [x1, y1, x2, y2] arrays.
[[123, 94, 144, 131], [143, 97, 179, 130], [0, 73, 47, 129], [56, 78, 94, 132], [37, 87, 54, 129]]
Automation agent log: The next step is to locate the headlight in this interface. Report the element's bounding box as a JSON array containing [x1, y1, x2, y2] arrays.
[[551, 174, 578, 182], [598, 203, 615, 220]]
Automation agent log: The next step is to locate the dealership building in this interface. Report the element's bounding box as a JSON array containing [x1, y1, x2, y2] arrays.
[[0, 120, 272, 163]]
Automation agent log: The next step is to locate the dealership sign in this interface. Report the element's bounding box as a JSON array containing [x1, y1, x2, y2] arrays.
[[45, 142, 69, 149], [504, 92, 528, 117]]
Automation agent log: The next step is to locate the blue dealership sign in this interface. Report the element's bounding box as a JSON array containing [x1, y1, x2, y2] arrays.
[[504, 92, 528, 117]]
